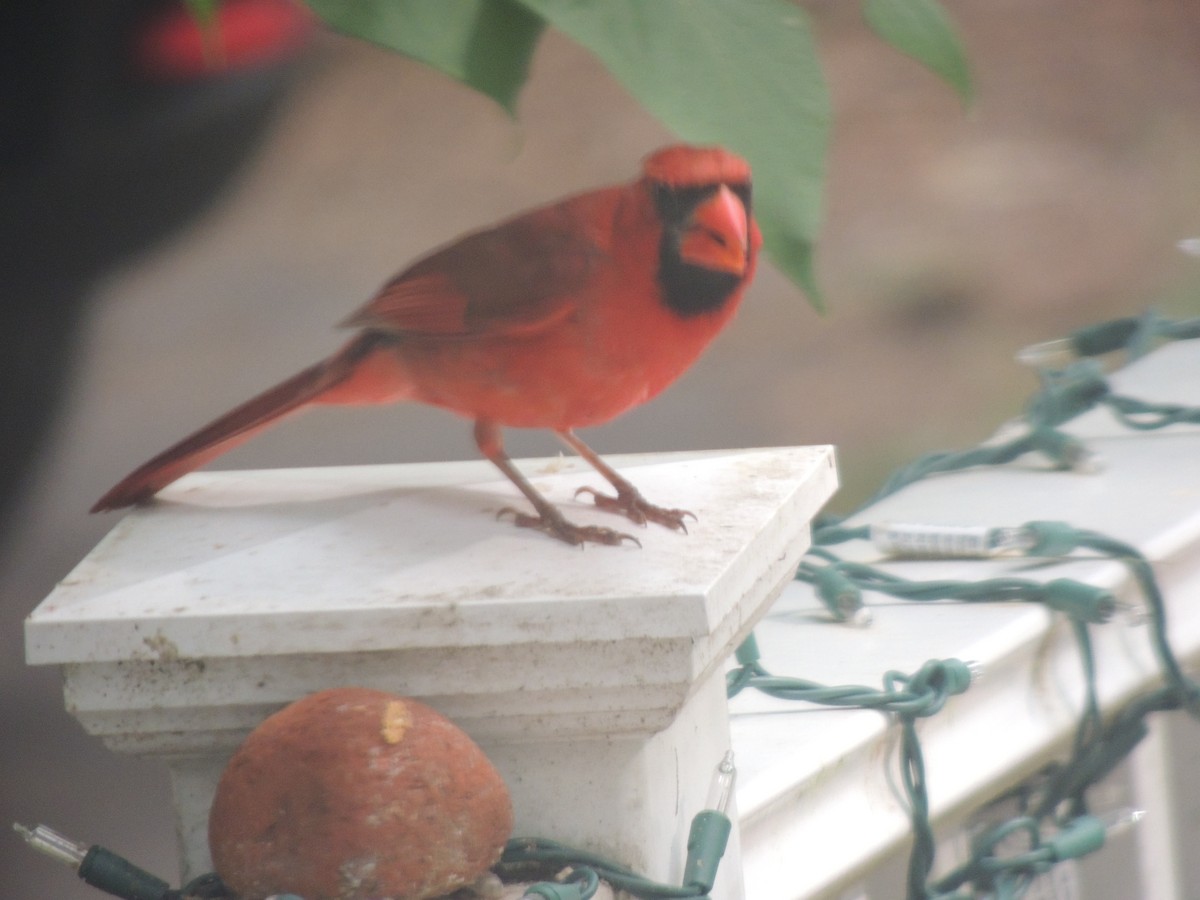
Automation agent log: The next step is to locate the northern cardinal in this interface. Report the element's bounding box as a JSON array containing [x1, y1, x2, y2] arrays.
[[92, 144, 760, 545]]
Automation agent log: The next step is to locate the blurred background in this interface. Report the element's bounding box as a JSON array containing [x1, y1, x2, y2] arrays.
[[5, 1, 1200, 897]]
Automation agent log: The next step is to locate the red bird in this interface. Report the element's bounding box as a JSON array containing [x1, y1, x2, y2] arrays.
[[92, 145, 761, 545]]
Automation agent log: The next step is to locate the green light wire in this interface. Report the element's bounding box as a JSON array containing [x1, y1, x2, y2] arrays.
[[796, 557, 1118, 624], [499, 838, 707, 899], [1023, 522, 1200, 713], [814, 312, 1200, 534], [779, 512, 1200, 896], [727, 642, 974, 899], [1061, 311, 1200, 360]]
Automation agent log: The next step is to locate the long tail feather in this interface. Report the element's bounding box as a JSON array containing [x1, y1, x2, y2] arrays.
[[91, 335, 393, 511]]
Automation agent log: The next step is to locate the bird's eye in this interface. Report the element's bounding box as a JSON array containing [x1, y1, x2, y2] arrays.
[[650, 182, 681, 219]]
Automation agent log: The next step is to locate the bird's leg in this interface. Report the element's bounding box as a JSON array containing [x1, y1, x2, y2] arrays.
[[556, 429, 696, 533], [474, 420, 639, 547]]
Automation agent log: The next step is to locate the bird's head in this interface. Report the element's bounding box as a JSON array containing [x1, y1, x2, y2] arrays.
[[642, 145, 756, 317]]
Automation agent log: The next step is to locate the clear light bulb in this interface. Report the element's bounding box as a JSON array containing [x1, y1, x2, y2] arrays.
[[13, 823, 88, 868], [705, 750, 737, 814]]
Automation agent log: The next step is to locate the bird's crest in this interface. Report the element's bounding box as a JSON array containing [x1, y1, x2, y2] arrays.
[[642, 145, 751, 188]]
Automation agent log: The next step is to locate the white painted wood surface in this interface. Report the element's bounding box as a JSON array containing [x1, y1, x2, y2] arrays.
[[732, 340, 1200, 899], [26, 445, 837, 896]]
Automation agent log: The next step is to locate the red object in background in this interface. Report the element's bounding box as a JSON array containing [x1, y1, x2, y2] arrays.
[[134, 0, 313, 80], [0, 0, 309, 547]]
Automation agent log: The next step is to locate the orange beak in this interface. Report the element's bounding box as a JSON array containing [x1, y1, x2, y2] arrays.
[[678, 184, 750, 276]]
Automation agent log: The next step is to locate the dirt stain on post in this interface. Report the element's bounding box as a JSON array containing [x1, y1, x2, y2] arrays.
[[380, 700, 411, 744]]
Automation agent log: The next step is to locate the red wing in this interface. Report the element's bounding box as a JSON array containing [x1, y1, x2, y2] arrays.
[[342, 193, 615, 340]]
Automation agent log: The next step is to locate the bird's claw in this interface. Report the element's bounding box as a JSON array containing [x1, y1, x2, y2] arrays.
[[574, 486, 696, 533], [497, 506, 641, 548]]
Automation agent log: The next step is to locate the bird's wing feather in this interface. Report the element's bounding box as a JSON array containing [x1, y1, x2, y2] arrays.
[[342, 191, 617, 340]]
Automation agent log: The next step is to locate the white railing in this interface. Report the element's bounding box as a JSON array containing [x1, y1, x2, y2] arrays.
[[735, 338, 1200, 899]]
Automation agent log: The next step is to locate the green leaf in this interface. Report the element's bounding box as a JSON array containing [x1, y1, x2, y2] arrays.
[[513, 0, 830, 307], [863, 0, 972, 106], [301, 0, 546, 115]]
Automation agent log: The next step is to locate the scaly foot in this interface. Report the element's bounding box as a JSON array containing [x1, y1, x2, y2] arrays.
[[574, 486, 696, 532], [498, 506, 641, 547]]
